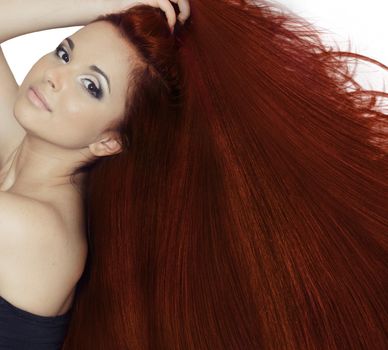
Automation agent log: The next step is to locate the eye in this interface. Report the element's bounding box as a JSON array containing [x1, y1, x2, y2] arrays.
[[81, 79, 103, 99], [54, 44, 103, 100], [55, 45, 69, 63]]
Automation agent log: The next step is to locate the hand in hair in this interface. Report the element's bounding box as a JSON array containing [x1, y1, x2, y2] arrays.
[[106, 0, 190, 31]]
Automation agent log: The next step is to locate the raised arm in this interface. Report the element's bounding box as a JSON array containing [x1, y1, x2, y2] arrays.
[[0, 0, 112, 43], [0, 0, 189, 43]]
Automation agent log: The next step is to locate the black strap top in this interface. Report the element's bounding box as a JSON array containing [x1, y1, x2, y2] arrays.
[[0, 295, 71, 349]]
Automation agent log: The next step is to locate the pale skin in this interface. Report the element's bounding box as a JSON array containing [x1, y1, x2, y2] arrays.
[[0, 0, 190, 317]]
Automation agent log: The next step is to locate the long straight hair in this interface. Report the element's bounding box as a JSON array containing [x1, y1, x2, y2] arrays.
[[63, 1, 387, 348]]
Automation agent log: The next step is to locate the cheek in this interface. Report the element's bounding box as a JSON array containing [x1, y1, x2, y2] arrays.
[[52, 107, 108, 144], [55, 88, 98, 122], [60, 97, 87, 116], [47, 118, 103, 149]]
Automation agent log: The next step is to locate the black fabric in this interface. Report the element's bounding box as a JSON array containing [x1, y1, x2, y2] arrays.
[[0, 295, 71, 349]]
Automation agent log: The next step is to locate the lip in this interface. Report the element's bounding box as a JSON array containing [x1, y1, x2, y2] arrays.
[[28, 86, 52, 112]]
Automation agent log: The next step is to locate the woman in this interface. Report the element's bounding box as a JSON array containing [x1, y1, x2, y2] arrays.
[[1, 0, 387, 349], [0, 1, 189, 348]]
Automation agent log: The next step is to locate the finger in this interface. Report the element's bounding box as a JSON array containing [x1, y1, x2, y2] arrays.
[[177, 0, 190, 23], [157, 0, 177, 29]]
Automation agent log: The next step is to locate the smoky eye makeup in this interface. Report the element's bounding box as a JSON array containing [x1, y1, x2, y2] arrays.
[[60, 37, 111, 94], [54, 42, 104, 100]]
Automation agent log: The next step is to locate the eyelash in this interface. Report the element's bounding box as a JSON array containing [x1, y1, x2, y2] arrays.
[[54, 45, 103, 100]]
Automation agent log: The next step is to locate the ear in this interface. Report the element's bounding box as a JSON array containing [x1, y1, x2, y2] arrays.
[[88, 134, 123, 157]]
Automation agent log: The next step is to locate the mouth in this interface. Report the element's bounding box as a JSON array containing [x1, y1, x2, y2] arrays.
[[27, 87, 52, 112]]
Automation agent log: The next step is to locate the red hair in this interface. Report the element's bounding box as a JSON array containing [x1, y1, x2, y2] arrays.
[[63, 1, 387, 348]]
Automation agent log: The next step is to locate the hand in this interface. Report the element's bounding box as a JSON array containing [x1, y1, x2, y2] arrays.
[[107, 0, 191, 32]]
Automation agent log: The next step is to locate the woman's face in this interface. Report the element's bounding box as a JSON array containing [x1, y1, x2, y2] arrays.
[[14, 21, 140, 151]]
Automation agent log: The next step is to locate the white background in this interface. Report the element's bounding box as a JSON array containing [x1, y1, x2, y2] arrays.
[[1, 0, 388, 89]]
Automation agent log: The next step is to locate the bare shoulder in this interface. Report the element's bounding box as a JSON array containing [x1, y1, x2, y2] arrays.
[[0, 192, 87, 316], [0, 191, 66, 250], [0, 191, 87, 272]]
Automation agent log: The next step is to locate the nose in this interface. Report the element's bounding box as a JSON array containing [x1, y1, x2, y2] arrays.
[[44, 66, 66, 91]]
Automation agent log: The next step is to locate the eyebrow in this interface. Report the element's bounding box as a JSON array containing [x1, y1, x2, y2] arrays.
[[64, 37, 111, 94]]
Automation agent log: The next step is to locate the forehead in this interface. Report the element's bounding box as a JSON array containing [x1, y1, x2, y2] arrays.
[[69, 21, 140, 95]]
